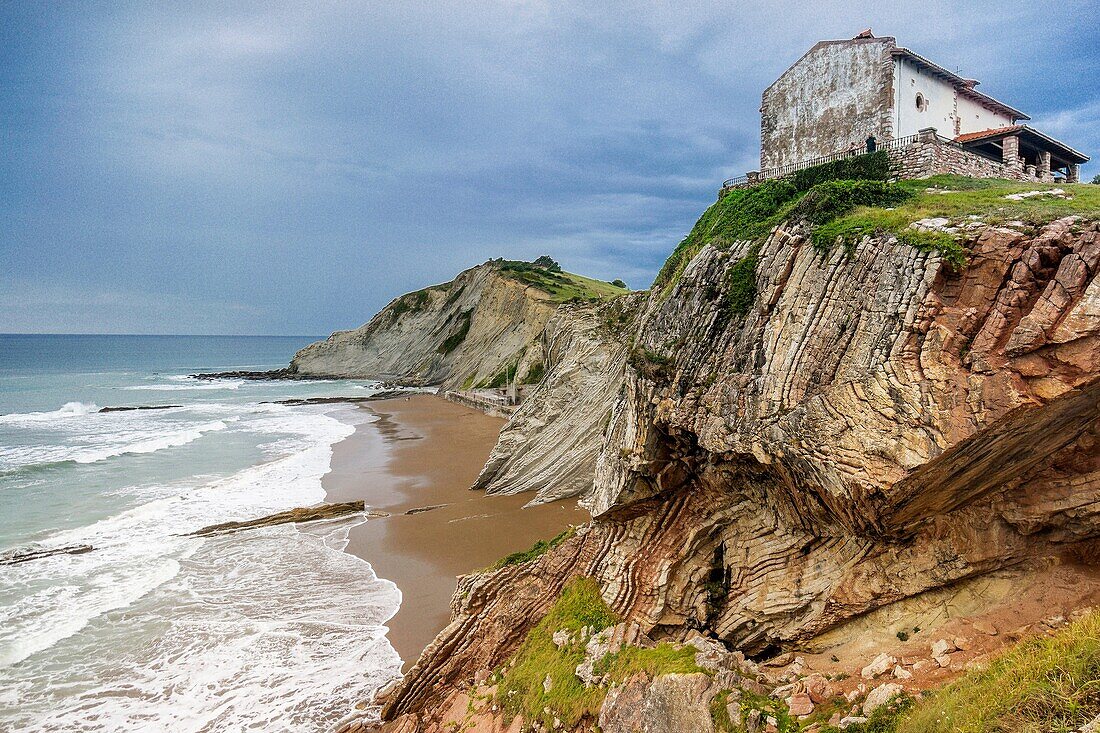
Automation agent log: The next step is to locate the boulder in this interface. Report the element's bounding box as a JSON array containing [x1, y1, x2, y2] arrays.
[[598, 673, 716, 733], [787, 693, 814, 717], [860, 653, 896, 679], [862, 683, 904, 715]]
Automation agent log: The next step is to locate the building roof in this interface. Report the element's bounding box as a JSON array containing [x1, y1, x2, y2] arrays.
[[955, 125, 1024, 144], [891, 47, 1030, 121], [954, 125, 1090, 164]]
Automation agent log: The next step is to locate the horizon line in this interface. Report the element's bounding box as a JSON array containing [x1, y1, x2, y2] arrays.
[[0, 332, 325, 339]]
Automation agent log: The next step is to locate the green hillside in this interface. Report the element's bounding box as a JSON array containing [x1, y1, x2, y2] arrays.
[[493, 257, 631, 302]]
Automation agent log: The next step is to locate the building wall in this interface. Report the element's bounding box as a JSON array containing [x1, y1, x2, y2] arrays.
[[893, 57, 958, 137], [760, 38, 895, 169], [955, 93, 1015, 136], [888, 134, 1043, 182]]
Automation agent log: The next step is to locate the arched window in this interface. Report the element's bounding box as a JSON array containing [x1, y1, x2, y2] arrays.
[[915, 93, 927, 112]]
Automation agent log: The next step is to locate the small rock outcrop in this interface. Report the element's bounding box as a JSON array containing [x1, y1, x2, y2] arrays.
[[187, 501, 376, 537]]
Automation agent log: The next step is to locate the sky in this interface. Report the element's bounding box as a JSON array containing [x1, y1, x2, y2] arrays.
[[2, 1, 1098, 335]]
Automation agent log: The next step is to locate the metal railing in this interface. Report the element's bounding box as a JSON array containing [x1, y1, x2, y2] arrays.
[[721, 133, 924, 189]]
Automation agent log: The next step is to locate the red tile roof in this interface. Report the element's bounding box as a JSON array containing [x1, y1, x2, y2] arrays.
[[954, 126, 1023, 144]]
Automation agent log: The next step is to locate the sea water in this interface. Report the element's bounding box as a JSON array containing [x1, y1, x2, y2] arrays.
[[0, 335, 402, 732]]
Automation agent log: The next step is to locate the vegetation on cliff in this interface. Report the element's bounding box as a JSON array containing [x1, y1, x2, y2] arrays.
[[493, 258, 630, 302], [495, 577, 702, 729], [653, 152, 896, 291], [655, 154, 1100, 305], [484, 526, 576, 571], [814, 175, 1100, 269]]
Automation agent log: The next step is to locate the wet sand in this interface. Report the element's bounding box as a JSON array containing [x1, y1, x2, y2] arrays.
[[324, 394, 584, 664]]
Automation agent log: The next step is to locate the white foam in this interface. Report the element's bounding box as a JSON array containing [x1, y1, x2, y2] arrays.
[[0, 401, 99, 424], [70, 420, 228, 464], [124, 380, 244, 391], [0, 395, 399, 732]]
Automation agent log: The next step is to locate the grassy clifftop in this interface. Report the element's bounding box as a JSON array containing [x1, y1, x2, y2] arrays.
[[655, 152, 1100, 294], [492, 257, 631, 302]]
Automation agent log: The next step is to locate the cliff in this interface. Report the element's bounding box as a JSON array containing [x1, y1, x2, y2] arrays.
[[290, 259, 628, 390], [357, 173, 1100, 733], [472, 293, 644, 503]]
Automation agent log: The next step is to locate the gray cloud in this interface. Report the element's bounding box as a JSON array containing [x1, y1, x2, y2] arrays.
[[2, 1, 1097, 334]]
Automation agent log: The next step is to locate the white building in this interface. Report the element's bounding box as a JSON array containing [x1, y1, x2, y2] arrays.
[[759, 31, 1087, 182]]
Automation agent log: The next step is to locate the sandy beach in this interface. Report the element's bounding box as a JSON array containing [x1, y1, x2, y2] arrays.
[[324, 394, 584, 664]]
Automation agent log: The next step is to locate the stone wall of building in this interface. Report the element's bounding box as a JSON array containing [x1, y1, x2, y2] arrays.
[[760, 37, 896, 170], [888, 130, 1048, 183]]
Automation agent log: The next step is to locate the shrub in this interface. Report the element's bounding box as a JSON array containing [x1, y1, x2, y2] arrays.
[[437, 309, 472, 354], [523, 360, 546, 384], [611, 278, 627, 289], [789, 180, 912, 226], [627, 347, 674, 382], [725, 244, 761, 316]]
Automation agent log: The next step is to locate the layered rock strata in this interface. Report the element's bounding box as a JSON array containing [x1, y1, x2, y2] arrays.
[[473, 294, 644, 503], [369, 216, 1100, 731], [291, 263, 557, 389]]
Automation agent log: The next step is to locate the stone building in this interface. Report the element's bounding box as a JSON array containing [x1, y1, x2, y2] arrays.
[[757, 30, 1087, 183]]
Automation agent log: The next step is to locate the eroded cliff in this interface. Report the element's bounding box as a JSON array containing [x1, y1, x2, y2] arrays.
[[473, 294, 644, 503], [364, 203, 1100, 731], [291, 259, 628, 390]]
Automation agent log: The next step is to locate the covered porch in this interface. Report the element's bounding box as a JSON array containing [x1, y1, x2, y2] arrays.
[[955, 125, 1089, 182]]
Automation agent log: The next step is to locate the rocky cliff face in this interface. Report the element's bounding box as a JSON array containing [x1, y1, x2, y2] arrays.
[[291, 263, 557, 389], [472, 294, 644, 503], [366, 215, 1100, 731]]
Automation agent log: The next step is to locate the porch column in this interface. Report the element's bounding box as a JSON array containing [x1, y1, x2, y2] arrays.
[[1038, 150, 1052, 180], [1068, 164, 1081, 184], [1002, 135, 1020, 168]]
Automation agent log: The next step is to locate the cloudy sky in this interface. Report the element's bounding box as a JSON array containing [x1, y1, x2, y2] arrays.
[[3, 1, 1098, 335]]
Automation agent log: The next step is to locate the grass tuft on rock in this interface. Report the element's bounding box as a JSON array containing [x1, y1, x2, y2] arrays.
[[484, 527, 575, 572], [495, 577, 620, 728], [495, 577, 705, 729]]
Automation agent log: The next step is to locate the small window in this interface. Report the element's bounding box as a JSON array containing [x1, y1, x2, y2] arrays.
[[915, 93, 927, 112]]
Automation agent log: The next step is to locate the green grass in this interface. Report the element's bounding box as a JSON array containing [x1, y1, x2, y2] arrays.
[[389, 288, 433, 318], [652, 151, 898, 295], [725, 243, 762, 316], [816, 177, 1100, 270], [656, 161, 1100, 301], [495, 577, 706, 729], [818, 694, 914, 733], [495, 578, 621, 728], [894, 610, 1100, 733], [593, 642, 703, 680], [484, 527, 575, 572], [494, 259, 630, 302]]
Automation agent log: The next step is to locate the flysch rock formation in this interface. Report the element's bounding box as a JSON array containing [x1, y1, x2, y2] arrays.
[[290, 262, 558, 390], [361, 216, 1100, 732], [472, 294, 645, 503]]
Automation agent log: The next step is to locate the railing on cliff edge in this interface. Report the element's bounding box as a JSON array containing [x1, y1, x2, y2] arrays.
[[720, 133, 925, 189]]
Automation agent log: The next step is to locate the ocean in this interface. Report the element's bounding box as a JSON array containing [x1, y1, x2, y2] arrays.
[[0, 334, 403, 732]]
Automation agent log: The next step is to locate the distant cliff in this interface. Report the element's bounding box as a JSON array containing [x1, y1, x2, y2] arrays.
[[290, 258, 628, 390]]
